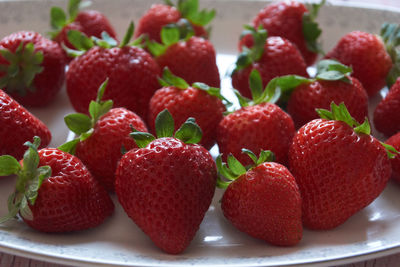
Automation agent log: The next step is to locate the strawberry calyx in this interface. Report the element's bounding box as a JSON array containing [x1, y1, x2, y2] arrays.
[[146, 22, 194, 57], [159, 67, 232, 106], [0, 42, 44, 96], [302, 0, 325, 54], [316, 102, 399, 159], [164, 0, 216, 27], [234, 60, 352, 109], [0, 136, 52, 223], [130, 109, 202, 148], [234, 25, 267, 73], [380, 23, 400, 87], [216, 149, 275, 189], [58, 79, 113, 154], [49, 0, 92, 39], [64, 22, 135, 57]]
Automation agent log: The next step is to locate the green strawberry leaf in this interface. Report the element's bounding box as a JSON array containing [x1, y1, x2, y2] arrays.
[[158, 67, 189, 89], [303, 0, 325, 54], [19, 196, 33, 221], [192, 82, 232, 107], [249, 68, 263, 101], [380, 23, 400, 87], [50, 7, 67, 30], [119, 21, 135, 48], [68, 0, 81, 20], [0, 155, 21, 176], [227, 154, 246, 176], [316, 59, 352, 83], [27, 165, 51, 205], [256, 150, 275, 165], [316, 102, 371, 135], [67, 30, 94, 51], [89, 79, 113, 124], [161, 25, 181, 47], [155, 109, 175, 138], [241, 149, 258, 164], [216, 155, 236, 181], [175, 0, 215, 27], [234, 25, 267, 72], [354, 117, 371, 135], [64, 113, 92, 135], [381, 142, 399, 159], [57, 139, 80, 155], [130, 129, 156, 148], [174, 117, 202, 144], [0, 42, 44, 96]]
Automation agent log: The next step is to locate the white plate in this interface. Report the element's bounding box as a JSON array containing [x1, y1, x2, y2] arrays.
[[0, 0, 400, 266]]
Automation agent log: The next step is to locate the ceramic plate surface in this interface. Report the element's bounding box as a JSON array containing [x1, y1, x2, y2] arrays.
[[0, 0, 400, 266]]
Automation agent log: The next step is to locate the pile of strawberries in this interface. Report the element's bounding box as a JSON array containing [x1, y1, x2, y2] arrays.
[[0, 0, 400, 255]]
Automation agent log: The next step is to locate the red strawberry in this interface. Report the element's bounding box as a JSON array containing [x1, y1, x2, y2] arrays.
[[241, 0, 324, 66], [0, 89, 51, 159], [135, 0, 215, 42], [385, 132, 400, 183], [148, 68, 226, 149], [147, 26, 220, 87], [217, 150, 302, 246], [0, 136, 114, 232], [218, 70, 295, 166], [289, 102, 392, 229], [60, 80, 148, 191], [66, 23, 161, 119], [283, 60, 369, 128], [0, 31, 65, 107], [115, 110, 216, 254], [374, 77, 400, 137], [50, 0, 116, 50], [325, 23, 400, 97], [232, 26, 307, 99]]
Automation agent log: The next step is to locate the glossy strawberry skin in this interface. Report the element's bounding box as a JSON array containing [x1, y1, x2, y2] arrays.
[[148, 86, 225, 149], [75, 108, 148, 191], [250, 1, 317, 65], [386, 132, 400, 183], [54, 10, 117, 50], [287, 77, 369, 129], [222, 162, 302, 246], [326, 31, 392, 97], [156, 37, 220, 87], [66, 46, 161, 119], [0, 31, 65, 107], [115, 137, 217, 254], [232, 36, 308, 99], [135, 4, 207, 43], [0, 89, 51, 159], [374, 78, 400, 137], [217, 103, 295, 166], [23, 148, 114, 233], [289, 119, 391, 230]]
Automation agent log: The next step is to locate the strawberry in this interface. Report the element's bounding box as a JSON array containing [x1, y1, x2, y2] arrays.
[[148, 68, 226, 149], [0, 89, 51, 159], [275, 60, 368, 129], [49, 0, 116, 50], [240, 0, 324, 66], [373, 77, 400, 137], [289, 102, 394, 230], [65, 23, 161, 119], [217, 69, 295, 166], [115, 110, 216, 254], [216, 149, 302, 246], [0, 31, 65, 107], [385, 132, 400, 183], [232, 26, 308, 99], [59, 80, 148, 191], [325, 23, 400, 97], [146, 25, 220, 87], [0, 136, 114, 232], [135, 0, 215, 42]]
